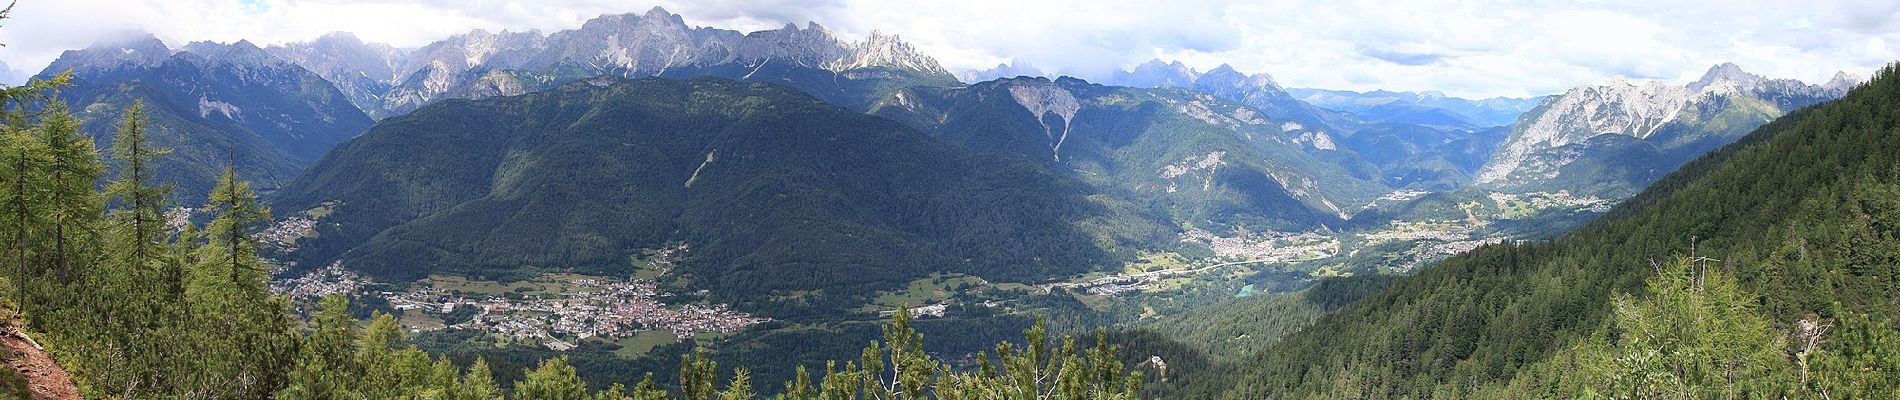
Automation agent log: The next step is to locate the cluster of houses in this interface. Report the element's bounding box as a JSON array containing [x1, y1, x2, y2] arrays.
[[390, 276, 765, 350]]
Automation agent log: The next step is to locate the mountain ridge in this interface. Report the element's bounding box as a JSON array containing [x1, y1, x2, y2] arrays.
[[35, 34, 374, 198], [1475, 63, 1851, 196]]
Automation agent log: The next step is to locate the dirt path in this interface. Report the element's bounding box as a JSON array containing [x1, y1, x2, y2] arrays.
[[0, 318, 79, 400]]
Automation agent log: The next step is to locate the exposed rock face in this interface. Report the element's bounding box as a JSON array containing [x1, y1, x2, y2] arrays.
[[1474, 63, 1851, 195], [1006, 80, 1081, 160], [266, 32, 406, 113], [268, 7, 953, 117], [1110, 59, 1199, 89]]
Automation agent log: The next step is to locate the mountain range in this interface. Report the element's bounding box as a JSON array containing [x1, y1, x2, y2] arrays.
[[36, 33, 372, 199], [1285, 88, 1545, 128], [1476, 62, 1856, 197], [264, 7, 956, 118], [874, 76, 1387, 228]]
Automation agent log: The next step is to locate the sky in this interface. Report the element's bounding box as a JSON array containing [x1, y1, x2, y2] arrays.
[[0, 0, 1895, 98]]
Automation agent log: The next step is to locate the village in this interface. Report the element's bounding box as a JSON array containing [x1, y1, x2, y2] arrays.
[[384, 275, 764, 347], [270, 261, 764, 351]]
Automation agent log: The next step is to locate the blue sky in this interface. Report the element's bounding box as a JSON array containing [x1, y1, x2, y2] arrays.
[[0, 0, 1894, 98]]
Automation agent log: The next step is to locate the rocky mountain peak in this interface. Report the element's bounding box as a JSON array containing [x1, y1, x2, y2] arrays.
[[1203, 63, 1242, 78], [88, 31, 171, 53], [958, 59, 1045, 83], [1688, 62, 1768, 93], [316, 31, 363, 44], [1825, 71, 1862, 94], [635, 6, 690, 31], [1477, 64, 1845, 188], [829, 30, 950, 76], [1113, 59, 1199, 88], [1202, 64, 1280, 90], [40, 30, 172, 77]]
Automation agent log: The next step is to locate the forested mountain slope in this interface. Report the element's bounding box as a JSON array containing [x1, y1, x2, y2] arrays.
[[872, 76, 1390, 230], [272, 76, 1168, 316], [1191, 64, 1900, 398]]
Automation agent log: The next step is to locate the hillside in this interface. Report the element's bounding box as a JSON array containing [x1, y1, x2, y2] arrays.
[[1184, 64, 1900, 398], [272, 76, 1168, 316], [872, 76, 1390, 231]]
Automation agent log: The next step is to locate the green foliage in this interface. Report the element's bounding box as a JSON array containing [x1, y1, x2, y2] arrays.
[[518, 357, 591, 400], [1574, 258, 1791, 398], [0, 70, 305, 398], [1198, 63, 1900, 398], [1141, 275, 1393, 361]]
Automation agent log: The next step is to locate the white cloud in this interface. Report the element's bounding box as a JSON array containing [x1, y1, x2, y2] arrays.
[[0, 0, 1893, 98]]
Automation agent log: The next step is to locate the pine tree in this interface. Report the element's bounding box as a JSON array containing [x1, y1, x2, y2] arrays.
[[35, 100, 100, 286], [280, 295, 363, 399], [0, 109, 47, 317], [457, 357, 505, 400], [517, 356, 590, 400], [718, 368, 754, 400], [104, 100, 169, 275], [202, 167, 270, 285]]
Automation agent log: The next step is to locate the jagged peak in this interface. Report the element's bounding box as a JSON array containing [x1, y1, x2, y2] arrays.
[[806, 22, 830, 34], [642, 6, 674, 19], [1134, 58, 1190, 71], [316, 31, 363, 43], [637, 6, 688, 29], [1825, 71, 1863, 93], [180, 39, 289, 67], [1116, 58, 1200, 88], [827, 29, 949, 76], [864, 30, 900, 42], [85, 30, 170, 52], [1689, 62, 1767, 92]]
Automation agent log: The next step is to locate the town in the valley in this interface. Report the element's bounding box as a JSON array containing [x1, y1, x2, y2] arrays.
[[270, 252, 764, 352]]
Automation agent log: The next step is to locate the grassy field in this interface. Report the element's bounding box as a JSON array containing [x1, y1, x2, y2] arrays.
[[303, 201, 338, 219], [630, 261, 666, 280], [397, 309, 446, 331], [1122, 251, 1192, 274], [863, 273, 987, 311], [609, 330, 679, 358]]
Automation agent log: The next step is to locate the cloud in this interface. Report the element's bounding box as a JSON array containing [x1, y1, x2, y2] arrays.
[[1358, 47, 1446, 66], [0, 0, 1892, 98]]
